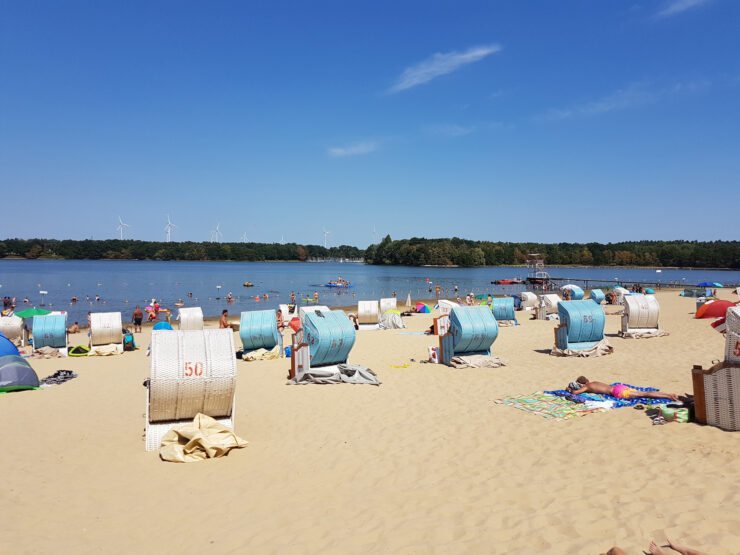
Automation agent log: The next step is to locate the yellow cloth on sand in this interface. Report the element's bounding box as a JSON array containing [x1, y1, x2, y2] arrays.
[[242, 345, 280, 361], [159, 413, 247, 463], [88, 344, 122, 356]]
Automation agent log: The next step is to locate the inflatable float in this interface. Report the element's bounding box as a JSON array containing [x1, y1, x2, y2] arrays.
[[324, 283, 353, 288]]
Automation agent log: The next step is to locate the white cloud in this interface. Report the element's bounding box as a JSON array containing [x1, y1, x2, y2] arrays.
[[327, 142, 378, 158], [389, 44, 501, 93], [543, 83, 656, 121], [538, 80, 709, 122], [423, 124, 476, 138], [655, 0, 711, 18]]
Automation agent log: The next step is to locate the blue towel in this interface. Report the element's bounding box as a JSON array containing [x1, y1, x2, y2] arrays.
[[545, 383, 662, 408]]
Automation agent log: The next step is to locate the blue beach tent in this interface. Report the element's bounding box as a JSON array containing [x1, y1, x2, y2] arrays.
[[0, 332, 20, 357]]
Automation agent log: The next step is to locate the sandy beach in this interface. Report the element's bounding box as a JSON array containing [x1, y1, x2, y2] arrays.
[[2, 290, 739, 554]]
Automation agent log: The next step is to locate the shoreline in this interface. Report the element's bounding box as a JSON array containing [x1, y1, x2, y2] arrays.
[[2, 257, 739, 271]]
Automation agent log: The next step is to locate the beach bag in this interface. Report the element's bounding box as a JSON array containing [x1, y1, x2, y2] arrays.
[[123, 333, 136, 351], [660, 405, 689, 423]]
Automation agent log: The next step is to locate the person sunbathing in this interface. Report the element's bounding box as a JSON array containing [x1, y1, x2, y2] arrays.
[[648, 538, 708, 555], [566, 376, 679, 401], [601, 538, 708, 555]]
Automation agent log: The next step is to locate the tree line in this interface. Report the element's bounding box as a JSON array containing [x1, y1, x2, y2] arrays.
[[364, 237, 740, 268], [0, 238, 364, 262], [2, 237, 738, 268]]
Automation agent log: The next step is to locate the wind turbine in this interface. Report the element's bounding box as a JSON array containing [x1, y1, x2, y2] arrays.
[[323, 228, 332, 249], [210, 223, 223, 243], [164, 215, 177, 242], [117, 216, 130, 240], [280, 234, 286, 245], [241, 232, 248, 243]]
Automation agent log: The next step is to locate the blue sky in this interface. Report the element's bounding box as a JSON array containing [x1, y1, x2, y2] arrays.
[[1, 0, 738, 247]]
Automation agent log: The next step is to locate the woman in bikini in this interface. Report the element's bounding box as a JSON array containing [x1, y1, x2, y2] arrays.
[[566, 376, 679, 401]]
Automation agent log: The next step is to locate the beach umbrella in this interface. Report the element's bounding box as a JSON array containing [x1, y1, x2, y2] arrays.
[[697, 281, 722, 288], [14, 308, 51, 318], [406, 293, 412, 308], [415, 302, 430, 313], [152, 322, 173, 330], [644, 288, 655, 294], [695, 300, 735, 319], [560, 284, 580, 291], [474, 294, 489, 300]]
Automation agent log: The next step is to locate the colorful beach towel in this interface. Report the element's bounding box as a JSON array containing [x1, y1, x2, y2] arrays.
[[494, 392, 608, 420], [544, 383, 662, 408]]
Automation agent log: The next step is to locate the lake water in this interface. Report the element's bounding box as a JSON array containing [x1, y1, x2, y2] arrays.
[[1, 259, 738, 324]]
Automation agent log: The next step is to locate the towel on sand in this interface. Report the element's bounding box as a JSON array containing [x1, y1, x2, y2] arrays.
[[288, 363, 381, 386], [617, 329, 670, 339], [159, 413, 247, 463], [449, 355, 507, 369], [242, 345, 280, 361], [550, 338, 613, 358], [88, 344, 121, 356], [30, 346, 63, 358], [494, 392, 608, 420]]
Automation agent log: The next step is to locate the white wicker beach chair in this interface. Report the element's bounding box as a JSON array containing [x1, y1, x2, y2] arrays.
[[279, 304, 297, 322], [298, 305, 330, 325], [621, 294, 660, 334], [357, 300, 380, 330], [437, 299, 459, 315], [693, 361, 740, 431], [537, 294, 560, 320], [177, 307, 204, 330], [0, 315, 24, 344], [89, 312, 123, 349], [379, 297, 397, 314], [145, 329, 237, 451], [520, 292, 538, 310]]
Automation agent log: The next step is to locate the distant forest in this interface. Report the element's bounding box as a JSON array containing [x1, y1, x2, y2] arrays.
[[364, 237, 740, 269], [0, 238, 363, 262], [1, 237, 738, 269]]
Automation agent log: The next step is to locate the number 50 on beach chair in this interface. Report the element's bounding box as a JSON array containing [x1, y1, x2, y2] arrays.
[[145, 329, 237, 451]]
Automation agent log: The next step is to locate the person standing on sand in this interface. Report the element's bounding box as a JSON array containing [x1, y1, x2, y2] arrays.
[[132, 306, 143, 333], [313, 291, 319, 302], [276, 309, 285, 333]]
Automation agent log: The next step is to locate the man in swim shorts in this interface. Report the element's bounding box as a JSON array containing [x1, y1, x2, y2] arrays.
[[566, 376, 678, 401], [220, 309, 234, 330], [132, 306, 143, 333]]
